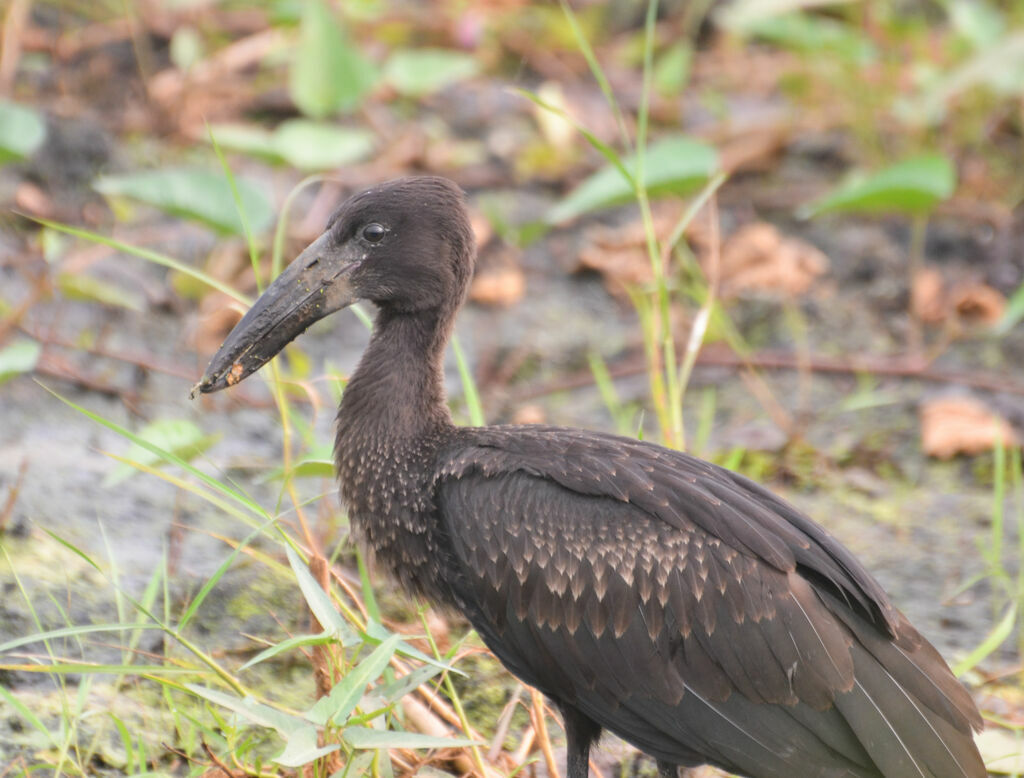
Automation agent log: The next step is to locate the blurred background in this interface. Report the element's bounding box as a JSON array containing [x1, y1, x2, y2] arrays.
[[1, 0, 1023, 775]]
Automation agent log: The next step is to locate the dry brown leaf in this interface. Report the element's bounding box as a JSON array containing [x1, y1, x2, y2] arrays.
[[576, 204, 684, 294], [512, 404, 546, 425], [714, 223, 828, 297], [14, 181, 54, 218], [920, 396, 1018, 459], [952, 282, 1006, 325], [911, 266, 947, 324], [470, 265, 525, 307]]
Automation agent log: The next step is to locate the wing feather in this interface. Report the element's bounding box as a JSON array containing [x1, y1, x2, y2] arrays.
[[434, 427, 984, 777]]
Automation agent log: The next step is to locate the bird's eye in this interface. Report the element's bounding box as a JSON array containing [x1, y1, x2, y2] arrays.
[[362, 223, 386, 243]]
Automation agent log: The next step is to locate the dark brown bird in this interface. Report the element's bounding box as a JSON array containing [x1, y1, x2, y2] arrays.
[[195, 177, 985, 778]]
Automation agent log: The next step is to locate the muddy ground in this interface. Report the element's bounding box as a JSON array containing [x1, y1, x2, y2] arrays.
[[2, 9, 1024, 775]]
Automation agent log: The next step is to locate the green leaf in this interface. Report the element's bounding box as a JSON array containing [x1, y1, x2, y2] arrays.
[[654, 43, 692, 97], [716, 0, 850, 30], [0, 340, 40, 384], [211, 120, 375, 171], [274, 120, 375, 169], [290, 0, 376, 118], [548, 135, 718, 224], [0, 100, 46, 164], [94, 169, 274, 235], [286, 545, 359, 644], [743, 13, 876, 64], [186, 684, 307, 735], [306, 634, 400, 726], [274, 725, 340, 767], [378, 663, 443, 704], [802, 154, 956, 217], [342, 727, 479, 750], [104, 419, 220, 487], [239, 632, 335, 671], [952, 602, 1015, 676], [383, 49, 479, 98]]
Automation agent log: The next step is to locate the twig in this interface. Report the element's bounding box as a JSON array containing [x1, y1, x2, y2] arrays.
[[0, 459, 28, 534], [201, 740, 240, 778], [531, 689, 561, 778], [513, 345, 1024, 402]]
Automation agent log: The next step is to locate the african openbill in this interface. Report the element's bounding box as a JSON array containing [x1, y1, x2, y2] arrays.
[[195, 177, 985, 778]]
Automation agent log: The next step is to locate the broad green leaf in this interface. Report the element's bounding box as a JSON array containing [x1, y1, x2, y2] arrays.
[[654, 43, 692, 96], [265, 442, 334, 480], [290, 0, 376, 118], [378, 663, 443, 703], [343, 727, 479, 750], [104, 419, 220, 487], [802, 154, 956, 217], [383, 49, 479, 98], [548, 135, 718, 224], [286, 545, 359, 644], [274, 120, 374, 169], [206, 124, 281, 162], [58, 272, 144, 312], [0, 100, 46, 164], [716, 0, 855, 30], [744, 12, 876, 64], [361, 619, 460, 674], [211, 121, 374, 171], [306, 634, 400, 726], [274, 725, 340, 767], [186, 684, 307, 735], [94, 169, 274, 235], [0, 340, 40, 384], [239, 632, 335, 671]]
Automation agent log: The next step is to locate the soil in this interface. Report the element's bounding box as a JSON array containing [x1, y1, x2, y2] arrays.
[[2, 12, 1023, 775]]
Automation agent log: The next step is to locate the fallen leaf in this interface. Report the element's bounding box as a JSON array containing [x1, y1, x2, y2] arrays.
[[952, 282, 1006, 325], [512, 404, 546, 425], [469, 265, 525, 307], [911, 266, 947, 324], [14, 181, 54, 217], [576, 204, 684, 294], [920, 396, 1018, 459], [714, 223, 828, 297]]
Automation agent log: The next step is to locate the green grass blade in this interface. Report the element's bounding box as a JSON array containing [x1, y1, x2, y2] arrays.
[[953, 602, 1016, 676], [26, 216, 251, 304], [452, 334, 484, 426], [43, 384, 269, 519], [178, 523, 273, 632], [273, 174, 329, 280], [514, 88, 633, 187], [0, 623, 157, 654], [559, 0, 632, 153], [210, 126, 262, 292]]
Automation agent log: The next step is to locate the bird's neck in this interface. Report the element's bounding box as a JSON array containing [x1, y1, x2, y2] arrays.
[[336, 305, 455, 453]]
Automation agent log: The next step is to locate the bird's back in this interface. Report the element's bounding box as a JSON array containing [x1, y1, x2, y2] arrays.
[[433, 425, 985, 778]]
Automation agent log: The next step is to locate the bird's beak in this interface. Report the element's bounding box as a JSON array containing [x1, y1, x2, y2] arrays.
[[191, 231, 361, 397]]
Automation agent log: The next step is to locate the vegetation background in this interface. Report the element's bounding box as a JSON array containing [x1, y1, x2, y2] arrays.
[[1, 0, 1023, 775]]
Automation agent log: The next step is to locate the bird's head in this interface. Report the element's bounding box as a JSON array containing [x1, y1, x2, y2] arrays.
[[192, 176, 474, 396]]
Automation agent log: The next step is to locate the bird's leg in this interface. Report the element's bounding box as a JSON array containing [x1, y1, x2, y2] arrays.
[[559, 704, 601, 778], [656, 760, 679, 778]]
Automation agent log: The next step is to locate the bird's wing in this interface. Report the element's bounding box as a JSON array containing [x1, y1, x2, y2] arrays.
[[434, 427, 984, 778]]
